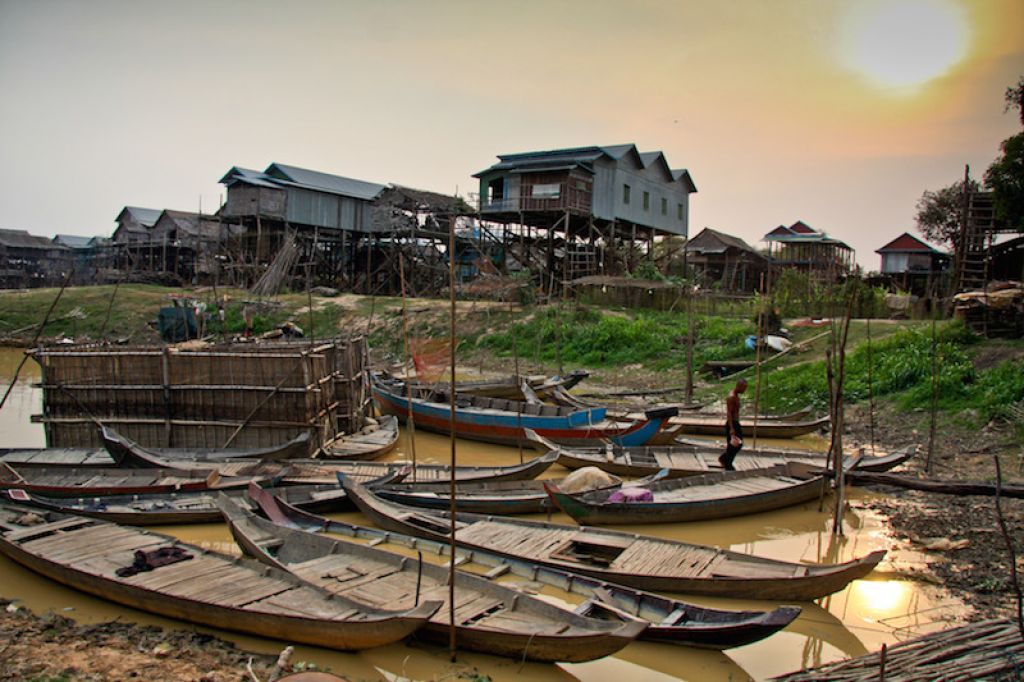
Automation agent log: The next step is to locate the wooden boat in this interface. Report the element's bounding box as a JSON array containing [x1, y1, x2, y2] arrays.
[[218, 494, 645, 662], [673, 438, 918, 473], [247, 484, 803, 649], [373, 375, 677, 447], [373, 471, 663, 515], [0, 501, 439, 650], [551, 387, 809, 422], [109, 427, 311, 463], [321, 416, 400, 461], [0, 466, 408, 525], [340, 477, 886, 601], [404, 369, 590, 401], [544, 463, 831, 525], [0, 463, 261, 498], [533, 431, 917, 479], [666, 414, 830, 439], [0, 447, 114, 468]]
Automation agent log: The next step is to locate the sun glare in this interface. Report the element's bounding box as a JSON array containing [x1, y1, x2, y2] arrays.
[[839, 0, 968, 91]]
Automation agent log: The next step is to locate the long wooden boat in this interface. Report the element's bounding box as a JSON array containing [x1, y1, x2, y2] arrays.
[[321, 416, 400, 461], [0, 465, 409, 524], [373, 375, 676, 447], [673, 438, 918, 473], [532, 431, 917, 479], [544, 463, 831, 525], [666, 414, 830, 438], [373, 471, 664, 515], [96, 425, 311, 462], [340, 477, 886, 600], [0, 463, 261, 498], [551, 387, 810, 422], [248, 484, 803, 649], [0, 501, 439, 650], [218, 494, 645, 662], [405, 369, 590, 401]]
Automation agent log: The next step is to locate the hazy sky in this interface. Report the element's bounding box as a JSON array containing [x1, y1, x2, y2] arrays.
[[1, 0, 1022, 269]]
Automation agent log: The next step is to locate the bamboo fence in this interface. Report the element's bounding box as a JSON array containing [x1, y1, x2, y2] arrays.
[[30, 337, 370, 452], [773, 618, 1024, 681]]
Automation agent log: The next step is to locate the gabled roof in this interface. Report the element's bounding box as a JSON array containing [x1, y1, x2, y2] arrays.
[[876, 232, 944, 254], [53, 234, 94, 249], [789, 220, 817, 234], [265, 163, 386, 201], [764, 225, 796, 239], [116, 206, 162, 228], [473, 144, 695, 192], [0, 229, 63, 250], [671, 169, 698, 193], [685, 227, 765, 258], [220, 164, 387, 201]]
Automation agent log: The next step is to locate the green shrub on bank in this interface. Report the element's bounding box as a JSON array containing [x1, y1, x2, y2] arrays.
[[758, 322, 1023, 427], [476, 306, 755, 369]]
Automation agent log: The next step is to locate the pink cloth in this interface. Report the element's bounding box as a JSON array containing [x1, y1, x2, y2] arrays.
[[608, 487, 654, 503]]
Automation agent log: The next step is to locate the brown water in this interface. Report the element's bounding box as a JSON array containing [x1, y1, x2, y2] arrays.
[[0, 348, 965, 681]]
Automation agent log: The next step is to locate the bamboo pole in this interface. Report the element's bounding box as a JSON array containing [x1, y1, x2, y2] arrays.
[[0, 267, 74, 412], [752, 274, 765, 448], [685, 288, 695, 405], [398, 253, 419, 481], [866, 316, 876, 453], [447, 213, 458, 661], [993, 456, 1024, 637]]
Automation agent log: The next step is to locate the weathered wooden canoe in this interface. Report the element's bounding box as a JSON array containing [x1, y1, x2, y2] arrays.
[[0, 447, 115, 468], [373, 471, 661, 515], [545, 463, 830, 525], [0, 463, 261, 498], [404, 369, 590, 401], [341, 477, 885, 600], [533, 431, 917, 479], [247, 484, 803, 649], [672, 438, 918, 473], [0, 468, 405, 525], [321, 416, 400, 461], [373, 375, 677, 447], [100, 426, 313, 462], [218, 495, 645, 662], [0, 501, 439, 650], [105, 426, 561, 485]]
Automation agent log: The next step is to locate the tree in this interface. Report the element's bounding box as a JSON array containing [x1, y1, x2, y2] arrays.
[[914, 179, 980, 252], [1004, 75, 1024, 126], [984, 132, 1024, 231]]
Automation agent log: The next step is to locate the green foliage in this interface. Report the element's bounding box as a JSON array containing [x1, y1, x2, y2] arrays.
[[767, 272, 888, 319], [758, 323, 1022, 429], [628, 261, 665, 282], [984, 131, 1024, 232], [476, 305, 754, 369], [915, 179, 981, 251]]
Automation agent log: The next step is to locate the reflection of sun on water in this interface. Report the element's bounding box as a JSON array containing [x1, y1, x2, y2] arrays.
[[849, 580, 912, 621], [838, 0, 969, 91]]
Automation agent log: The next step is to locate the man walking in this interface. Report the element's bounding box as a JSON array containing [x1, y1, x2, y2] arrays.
[[719, 378, 747, 470]]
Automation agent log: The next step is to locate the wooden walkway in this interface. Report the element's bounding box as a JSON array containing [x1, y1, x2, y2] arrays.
[[773, 619, 1024, 681]]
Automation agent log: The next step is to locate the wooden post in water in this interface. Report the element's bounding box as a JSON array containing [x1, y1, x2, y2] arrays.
[[447, 212, 458, 661], [866, 316, 876, 453], [398, 253, 419, 481]]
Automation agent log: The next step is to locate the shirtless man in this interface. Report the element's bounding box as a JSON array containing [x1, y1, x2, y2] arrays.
[[719, 378, 747, 470]]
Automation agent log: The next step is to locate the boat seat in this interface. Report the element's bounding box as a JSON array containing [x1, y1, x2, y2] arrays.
[[541, 406, 559, 416]]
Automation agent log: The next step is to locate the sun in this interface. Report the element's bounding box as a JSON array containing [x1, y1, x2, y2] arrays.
[[838, 0, 969, 91]]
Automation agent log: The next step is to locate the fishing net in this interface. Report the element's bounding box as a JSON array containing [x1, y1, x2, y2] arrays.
[[410, 337, 458, 383]]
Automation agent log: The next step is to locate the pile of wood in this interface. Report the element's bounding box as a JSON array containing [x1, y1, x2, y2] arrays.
[[250, 232, 300, 297], [773, 619, 1024, 681]]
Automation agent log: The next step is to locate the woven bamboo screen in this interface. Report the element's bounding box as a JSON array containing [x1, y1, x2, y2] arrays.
[[31, 338, 370, 452]]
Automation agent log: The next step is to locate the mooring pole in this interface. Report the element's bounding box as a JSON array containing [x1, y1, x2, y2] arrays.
[[447, 212, 458, 661], [398, 253, 419, 480]]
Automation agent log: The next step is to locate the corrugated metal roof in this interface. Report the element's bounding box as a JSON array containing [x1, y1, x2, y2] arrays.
[[671, 168, 698, 193], [600, 144, 636, 159], [0, 229, 63, 250], [686, 228, 764, 257], [119, 206, 162, 227], [220, 167, 282, 189], [876, 232, 943, 254], [266, 163, 386, 200], [53, 234, 93, 248]]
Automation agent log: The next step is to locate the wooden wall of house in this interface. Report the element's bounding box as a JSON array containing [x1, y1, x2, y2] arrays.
[[224, 184, 287, 219]]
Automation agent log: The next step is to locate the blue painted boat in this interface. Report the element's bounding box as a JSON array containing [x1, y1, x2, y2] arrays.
[[372, 376, 676, 447]]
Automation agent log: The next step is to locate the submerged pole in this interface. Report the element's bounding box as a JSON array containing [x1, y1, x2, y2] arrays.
[[398, 253, 419, 480]]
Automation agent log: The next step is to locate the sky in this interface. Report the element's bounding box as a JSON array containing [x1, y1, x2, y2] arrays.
[[1, 0, 1022, 269]]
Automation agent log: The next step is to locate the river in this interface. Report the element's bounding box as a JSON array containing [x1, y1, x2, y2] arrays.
[[0, 347, 965, 681]]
